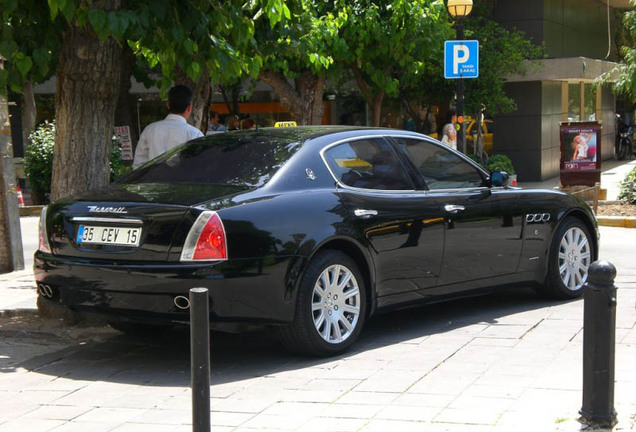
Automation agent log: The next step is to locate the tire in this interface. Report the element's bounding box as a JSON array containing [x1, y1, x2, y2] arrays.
[[279, 250, 367, 356], [617, 140, 629, 160], [541, 217, 595, 300], [108, 321, 172, 336]]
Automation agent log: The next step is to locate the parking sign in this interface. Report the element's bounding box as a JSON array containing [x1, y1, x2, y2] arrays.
[[444, 40, 479, 79]]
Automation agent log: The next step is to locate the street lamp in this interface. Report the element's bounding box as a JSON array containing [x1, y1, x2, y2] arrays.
[[447, 0, 473, 154]]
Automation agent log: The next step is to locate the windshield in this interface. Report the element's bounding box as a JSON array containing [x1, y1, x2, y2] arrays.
[[120, 133, 302, 187]]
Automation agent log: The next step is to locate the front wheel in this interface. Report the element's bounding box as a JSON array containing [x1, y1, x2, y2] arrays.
[[617, 139, 629, 160], [279, 250, 366, 356], [540, 217, 595, 299]]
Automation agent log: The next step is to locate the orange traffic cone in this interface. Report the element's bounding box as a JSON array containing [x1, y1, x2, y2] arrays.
[[16, 186, 25, 207]]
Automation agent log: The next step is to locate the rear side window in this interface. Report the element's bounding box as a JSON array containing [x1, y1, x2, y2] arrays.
[[324, 138, 413, 190], [392, 137, 485, 190], [121, 134, 301, 187]]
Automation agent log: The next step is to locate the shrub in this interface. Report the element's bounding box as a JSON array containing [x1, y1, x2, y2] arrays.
[[109, 141, 133, 181], [486, 154, 516, 175], [24, 121, 132, 204], [618, 167, 636, 204], [24, 121, 55, 204]]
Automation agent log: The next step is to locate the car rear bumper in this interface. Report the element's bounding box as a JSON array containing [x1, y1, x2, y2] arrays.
[[34, 252, 299, 324]]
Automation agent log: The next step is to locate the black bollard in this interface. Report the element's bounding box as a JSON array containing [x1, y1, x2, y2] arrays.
[[579, 260, 618, 428], [190, 288, 211, 432]]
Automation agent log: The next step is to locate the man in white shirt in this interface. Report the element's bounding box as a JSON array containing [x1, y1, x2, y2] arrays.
[[133, 85, 204, 169]]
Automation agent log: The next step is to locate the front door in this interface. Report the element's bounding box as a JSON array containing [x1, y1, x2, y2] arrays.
[[391, 137, 523, 288]]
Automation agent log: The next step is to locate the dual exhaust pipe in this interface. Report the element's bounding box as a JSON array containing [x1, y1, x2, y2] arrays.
[[38, 283, 192, 311], [38, 284, 55, 299]]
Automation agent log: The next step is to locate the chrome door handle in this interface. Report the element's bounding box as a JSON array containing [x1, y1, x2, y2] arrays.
[[354, 209, 378, 218], [444, 204, 465, 214]]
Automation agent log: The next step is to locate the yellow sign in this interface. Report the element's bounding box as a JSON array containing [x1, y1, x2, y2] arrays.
[[274, 121, 297, 127]]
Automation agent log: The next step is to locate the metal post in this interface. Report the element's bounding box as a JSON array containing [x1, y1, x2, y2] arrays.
[[456, 19, 466, 154], [579, 260, 617, 428], [190, 287, 210, 432]]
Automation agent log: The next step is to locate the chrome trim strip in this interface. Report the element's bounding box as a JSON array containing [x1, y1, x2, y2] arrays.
[[354, 209, 378, 217], [70, 217, 144, 225], [318, 133, 490, 194]]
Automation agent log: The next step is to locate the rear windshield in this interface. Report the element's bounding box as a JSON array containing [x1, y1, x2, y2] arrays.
[[120, 134, 302, 187]]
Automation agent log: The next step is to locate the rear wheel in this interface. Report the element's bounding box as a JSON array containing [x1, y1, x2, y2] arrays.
[[541, 217, 594, 299], [279, 250, 366, 356]]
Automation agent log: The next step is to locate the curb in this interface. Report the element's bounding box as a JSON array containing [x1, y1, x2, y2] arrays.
[[19, 206, 44, 216], [596, 216, 636, 228]]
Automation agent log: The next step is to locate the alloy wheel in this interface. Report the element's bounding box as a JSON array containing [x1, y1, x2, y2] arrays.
[[311, 264, 361, 344], [558, 226, 592, 291]]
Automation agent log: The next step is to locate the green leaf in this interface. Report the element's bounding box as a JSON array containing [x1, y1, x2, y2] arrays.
[[184, 39, 195, 56], [108, 12, 128, 40], [88, 9, 107, 34], [14, 54, 33, 76], [47, 0, 59, 20], [61, 0, 76, 22]]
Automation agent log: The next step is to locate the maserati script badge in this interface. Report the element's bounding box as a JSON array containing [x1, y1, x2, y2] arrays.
[[87, 206, 128, 214]]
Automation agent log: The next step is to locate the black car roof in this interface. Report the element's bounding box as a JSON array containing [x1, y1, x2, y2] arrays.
[[200, 125, 423, 142]]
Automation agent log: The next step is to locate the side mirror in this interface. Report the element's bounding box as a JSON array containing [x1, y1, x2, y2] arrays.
[[490, 171, 509, 187]]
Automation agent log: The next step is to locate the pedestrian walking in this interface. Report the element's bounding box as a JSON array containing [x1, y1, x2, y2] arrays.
[[133, 85, 203, 168]]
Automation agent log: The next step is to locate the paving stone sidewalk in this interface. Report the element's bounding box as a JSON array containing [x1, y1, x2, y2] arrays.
[[0, 227, 635, 432]]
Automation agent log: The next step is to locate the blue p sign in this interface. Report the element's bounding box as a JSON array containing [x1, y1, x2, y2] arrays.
[[444, 40, 479, 79]]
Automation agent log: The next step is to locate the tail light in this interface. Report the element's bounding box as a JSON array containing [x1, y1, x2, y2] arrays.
[[180, 211, 227, 262], [38, 206, 52, 253]]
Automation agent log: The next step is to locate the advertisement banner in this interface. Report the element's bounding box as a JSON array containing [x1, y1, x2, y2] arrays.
[[114, 126, 133, 161], [560, 122, 601, 186]]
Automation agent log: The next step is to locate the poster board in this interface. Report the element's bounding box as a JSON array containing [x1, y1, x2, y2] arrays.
[[114, 126, 133, 161], [559, 121, 601, 187]]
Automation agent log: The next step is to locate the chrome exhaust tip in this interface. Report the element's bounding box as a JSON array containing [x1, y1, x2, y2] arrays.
[[38, 284, 54, 298], [174, 295, 190, 310]]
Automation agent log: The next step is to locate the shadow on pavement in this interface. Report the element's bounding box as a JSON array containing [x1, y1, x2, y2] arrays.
[[1, 286, 573, 388]]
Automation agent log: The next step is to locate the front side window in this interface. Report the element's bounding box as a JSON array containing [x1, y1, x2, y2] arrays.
[[393, 137, 485, 190], [324, 138, 413, 191]]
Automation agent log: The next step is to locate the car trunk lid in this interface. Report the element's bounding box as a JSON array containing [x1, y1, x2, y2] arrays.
[[46, 183, 250, 262]]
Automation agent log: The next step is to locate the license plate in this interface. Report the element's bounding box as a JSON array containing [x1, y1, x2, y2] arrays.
[[76, 225, 141, 246]]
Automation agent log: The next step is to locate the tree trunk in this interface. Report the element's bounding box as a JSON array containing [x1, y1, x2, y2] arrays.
[[351, 65, 386, 127], [259, 70, 325, 125], [0, 77, 24, 272], [175, 67, 211, 132], [220, 82, 241, 116], [22, 80, 37, 144], [114, 45, 137, 149], [51, 0, 123, 201]]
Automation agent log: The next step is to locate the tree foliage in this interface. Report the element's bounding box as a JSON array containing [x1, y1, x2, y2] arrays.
[[611, 2, 636, 101], [0, 0, 62, 92], [337, 0, 451, 125]]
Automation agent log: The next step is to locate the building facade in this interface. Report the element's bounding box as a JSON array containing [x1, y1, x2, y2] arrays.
[[493, 0, 629, 181]]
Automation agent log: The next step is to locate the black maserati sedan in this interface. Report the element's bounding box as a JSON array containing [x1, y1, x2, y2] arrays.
[[34, 126, 598, 356]]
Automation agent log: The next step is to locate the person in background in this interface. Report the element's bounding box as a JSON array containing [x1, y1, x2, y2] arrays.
[[227, 115, 241, 130], [133, 85, 203, 168], [241, 118, 256, 129], [206, 110, 226, 135], [441, 109, 457, 150]]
